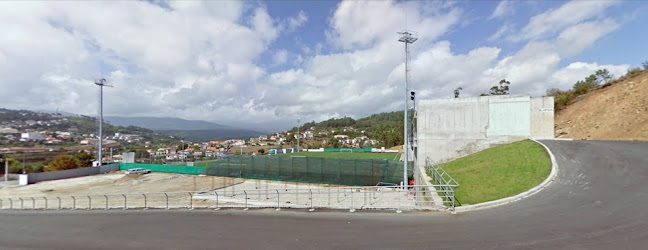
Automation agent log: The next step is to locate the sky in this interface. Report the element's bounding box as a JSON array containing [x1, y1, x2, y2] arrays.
[[1, 0, 647, 131]]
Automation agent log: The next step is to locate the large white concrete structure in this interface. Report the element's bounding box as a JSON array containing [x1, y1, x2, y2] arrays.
[[416, 95, 554, 165]]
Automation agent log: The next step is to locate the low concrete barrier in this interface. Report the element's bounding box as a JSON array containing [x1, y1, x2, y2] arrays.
[[20, 163, 120, 185]]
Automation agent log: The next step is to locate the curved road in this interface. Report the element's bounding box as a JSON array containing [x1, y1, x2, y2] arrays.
[[1, 140, 647, 249]]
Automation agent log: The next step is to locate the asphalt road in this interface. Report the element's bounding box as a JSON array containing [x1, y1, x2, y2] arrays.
[[1, 140, 647, 249]]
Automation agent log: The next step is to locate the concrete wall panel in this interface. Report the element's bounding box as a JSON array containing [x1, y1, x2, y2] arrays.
[[530, 96, 555, 139], [417, 95, 553, 165]]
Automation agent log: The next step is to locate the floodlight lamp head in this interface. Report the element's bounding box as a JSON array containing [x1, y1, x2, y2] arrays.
[[94, 78, 106, 86]]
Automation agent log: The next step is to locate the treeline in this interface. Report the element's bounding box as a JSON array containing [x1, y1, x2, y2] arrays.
[[546, 61, 648, 109], [0, 151, 94, 174]]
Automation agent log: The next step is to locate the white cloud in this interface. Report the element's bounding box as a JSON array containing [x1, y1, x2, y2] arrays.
[[287, 10, 308, 31], [0, 0, 635, 131], [489, 0, 513, 20], [511, 0, 618, 41], [488, 24, 512, 41], [273, 50, 288, 65], [327, 1, 461, 50]]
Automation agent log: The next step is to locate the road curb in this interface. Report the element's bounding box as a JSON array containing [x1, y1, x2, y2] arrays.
[[454, 139, 559, 213]]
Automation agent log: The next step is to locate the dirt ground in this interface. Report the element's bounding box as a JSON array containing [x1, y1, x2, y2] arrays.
[[555, 70, 648, 141]]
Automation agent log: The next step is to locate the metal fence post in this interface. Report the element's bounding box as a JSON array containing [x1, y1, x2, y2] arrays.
[[122, 194, 127, 210], [396, 189, 402, 213], [164, 193, 169, 210], [349, 190, 355, 212], [276, 190, 280, 211], [56, 197, 60, 210], [143, 194, 147, 210], [71, 197, 76, 210], [104, 195, 108, 210], [309, 189, 314, 212], [243, 191, 248, 210], [43, 197, 47, 210], [87, 196, 91, 210], [189, 192, 193, 210], [328, 188, 331, 206], [30, 197, 35, 210], [214, 191, 220, 210]]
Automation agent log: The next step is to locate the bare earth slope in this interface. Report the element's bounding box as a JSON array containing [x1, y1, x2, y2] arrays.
[[556, 70, 648, 140]]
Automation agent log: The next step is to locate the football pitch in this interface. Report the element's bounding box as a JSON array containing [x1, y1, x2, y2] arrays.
[[273, 152, 401, 160]]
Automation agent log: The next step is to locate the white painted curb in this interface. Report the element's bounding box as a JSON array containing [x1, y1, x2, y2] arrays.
[[454, 139, 559, 213]]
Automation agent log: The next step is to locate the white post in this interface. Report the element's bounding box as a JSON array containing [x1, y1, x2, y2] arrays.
[[297, 118, 300, 153], [4, 159, 7, 182]]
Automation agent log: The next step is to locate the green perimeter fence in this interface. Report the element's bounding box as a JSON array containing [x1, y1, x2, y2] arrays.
[[200, 155, 413, 186], [120, 156, 412, 186]]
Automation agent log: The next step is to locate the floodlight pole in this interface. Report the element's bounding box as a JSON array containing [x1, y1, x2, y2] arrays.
[[94, 78, 111, 167], [399, 30, 417, 189]]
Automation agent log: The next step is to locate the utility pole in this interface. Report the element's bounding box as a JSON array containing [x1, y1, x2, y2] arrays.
[[94, 78, 112, 166], [297, 118, 300, 153], [398, 30, 417, 189]]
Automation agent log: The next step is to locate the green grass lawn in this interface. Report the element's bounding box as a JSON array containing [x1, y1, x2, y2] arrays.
[[273, 152, 401, 160], [432, 140, 551, 206]]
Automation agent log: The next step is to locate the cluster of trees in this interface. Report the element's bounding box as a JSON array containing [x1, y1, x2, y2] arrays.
[[43, 152, 95, 172], [547, 63, 647, 109]]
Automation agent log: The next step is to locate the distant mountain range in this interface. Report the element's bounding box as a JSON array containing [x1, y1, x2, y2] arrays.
[[104, 116, 264, 142], [104, 116, 231, 131]]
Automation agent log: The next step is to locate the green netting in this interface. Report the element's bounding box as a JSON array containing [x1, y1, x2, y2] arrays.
[[119, 163, 206, 175], [199, 155, 413, 186]]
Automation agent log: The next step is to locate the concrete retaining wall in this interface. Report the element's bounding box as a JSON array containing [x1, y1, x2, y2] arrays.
[[417, 95, 553, 165], [21, 163, 120, 185]]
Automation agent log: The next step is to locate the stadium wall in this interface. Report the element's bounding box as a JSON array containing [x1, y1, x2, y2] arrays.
[[417, 95, 554, 166]]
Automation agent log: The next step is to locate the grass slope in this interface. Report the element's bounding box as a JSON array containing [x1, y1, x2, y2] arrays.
[[274, 152, 401, 160], [436, 140, 551, 206]]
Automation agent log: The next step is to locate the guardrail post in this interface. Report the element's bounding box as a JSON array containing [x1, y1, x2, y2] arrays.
[[243, 191, 248, 210], [164, 193, 169, 210], [43, 197, 47, 210], [396, 188, 402, 213], [327, 188, 331, 206], [214, 191, 220, 210], [122, 194, 127, 210], [87, 196, 91, 210], [71, 196, 75, 210], [349, 190, 355, 212], [142, 194, 147, 210], [309, 189, 314, 212], [276, 190, 280, 211], [31, 197, 35, 210], [19, 197, 24, 209], [104, 195, 108, 210], [56, 197, 60, 210], [189, 192, 193, 210], [9, 198, 13, 209]]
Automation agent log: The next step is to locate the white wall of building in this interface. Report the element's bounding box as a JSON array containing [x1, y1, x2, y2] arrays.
[[417, 95, 553, 165]]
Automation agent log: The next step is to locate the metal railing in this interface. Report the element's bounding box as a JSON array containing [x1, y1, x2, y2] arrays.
[[425, 157, 460, 208], [0, 184, 457, 212]]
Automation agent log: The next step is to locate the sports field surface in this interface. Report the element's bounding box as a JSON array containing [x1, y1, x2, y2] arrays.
[[273, 152, 401, 160]]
